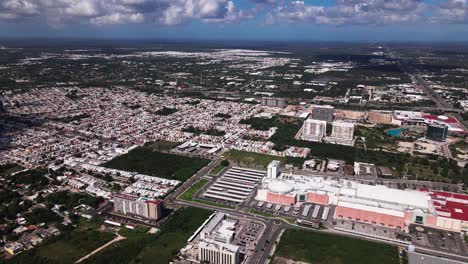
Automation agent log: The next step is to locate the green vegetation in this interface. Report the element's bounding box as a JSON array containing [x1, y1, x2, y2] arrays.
[[239, 117, 276, 131], [179, 179, 209, 201], [103, 144, 210, 182], [355, 125, 399, 151], [0, 164, 23, 177], [82, 207, 212, 264], [449, 140, 468, 158], [46, 191, 104, 210], [404, 155, 463, 183], [210, 160, 229, 176], [275, 229, 399, 264], [182, 126, 226, 136], [8, 168, 50, 191], [224, 150, 287, 168], [5, 220, 114, 264], [0, 192, 31, 222], [144, 141, 181, 152], [24, 208, 61, 225], [155, 107, 178, 116], [214, 113, 231, 119], [224, 149, 305, 168]]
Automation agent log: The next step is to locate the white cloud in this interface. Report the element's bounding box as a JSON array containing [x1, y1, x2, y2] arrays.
[[267, 0, 426, 26], [433, 0, 468, 23], [2, 0, 468, 28], [0, 0, 254, 26]]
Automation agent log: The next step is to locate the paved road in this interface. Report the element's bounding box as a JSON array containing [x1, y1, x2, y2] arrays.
[[165, 159, 220, 204], [385, 46, 459, 111]]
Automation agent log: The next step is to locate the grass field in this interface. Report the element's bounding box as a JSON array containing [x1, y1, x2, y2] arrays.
[[83, 207, 213, 264], [275, 229, 399, 264], [210, 164, 227, 175], [5, 220, 115, 264], [179, 179, 209, 201], [103, 144, 210, 182], [0, 164, 23, 177], [144, 141, 181, 151], [37, 220, 114, 264], [223, 150, 288, 168]]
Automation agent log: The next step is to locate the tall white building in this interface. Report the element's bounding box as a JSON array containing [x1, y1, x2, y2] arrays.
[[329, 122, 355, 146], [301, 119, 327, 142], [198, 240, 240, 264], [267, 160, 280, 179], [260, 97, 286, 108], [196, 212, 241, 264]]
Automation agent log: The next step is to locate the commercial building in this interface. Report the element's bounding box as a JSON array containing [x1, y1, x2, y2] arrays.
[[301, 119, 327, 142], [258, 162, 468, 233], [113, 193, 162, 220], [260, 97, 286, 108], [256, 161, 436, 231], [426, 124, 449, 142], [198, 240, 239, 264], [393, 111, 465, 134], [188, 212, 240, 264], [311, 105, 334, 122], [328, 122, 354, 146], [422, 188, 468, 232]]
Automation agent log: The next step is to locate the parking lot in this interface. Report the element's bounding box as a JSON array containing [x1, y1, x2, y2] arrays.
[[333, 219, 404, 240], [409, 224, 468, 256], [250, 201, 335, 223], [234, 221, 264, 256]]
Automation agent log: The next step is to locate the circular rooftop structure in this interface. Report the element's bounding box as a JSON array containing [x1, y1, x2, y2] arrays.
[[268, 181, 294, 194], [438, 115, 449, 120]]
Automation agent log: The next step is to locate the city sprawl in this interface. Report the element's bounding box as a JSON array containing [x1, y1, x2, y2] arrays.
[[1, 42, 468, 264]]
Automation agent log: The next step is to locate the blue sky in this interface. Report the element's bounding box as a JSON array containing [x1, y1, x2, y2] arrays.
[[1, 0, 468, 41]]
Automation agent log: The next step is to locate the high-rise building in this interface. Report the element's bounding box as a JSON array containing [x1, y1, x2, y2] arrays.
[[260, 97, 286, 108], [329, 122, 354, 146], [311, 105, 334, 122], [426, 124, 449, 142], [113, 193, 162, 220], [267, 160, 280, 179], [197, 212, 240, 264], [301, 119, 327, 142], [198, 240, 240, 264], [146, 200, 162, 220]]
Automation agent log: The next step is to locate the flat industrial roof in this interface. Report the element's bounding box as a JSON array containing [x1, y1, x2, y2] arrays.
[[356, 184, 430, 210]]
